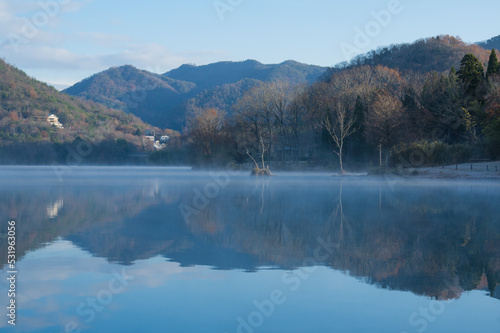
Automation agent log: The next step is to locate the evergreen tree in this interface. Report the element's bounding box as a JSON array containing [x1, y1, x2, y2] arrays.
[[457, 54, 485, 95], [486, 49, 499, 78], [353, 95, 365, 132], [449, 65, 457, 77], [346, 95, 368, 162]]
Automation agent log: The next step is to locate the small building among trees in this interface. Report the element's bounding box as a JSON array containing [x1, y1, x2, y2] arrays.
[[47, 114, 64, 129]]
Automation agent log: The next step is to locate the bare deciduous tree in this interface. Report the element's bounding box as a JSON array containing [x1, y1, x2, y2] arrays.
[[321, 101, 358, 174], [233, 84, 272, 159], [234, 80, 305, 165]]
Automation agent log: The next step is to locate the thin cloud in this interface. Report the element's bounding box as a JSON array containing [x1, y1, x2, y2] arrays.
[[0, 0, 231, 85], [74, 32, 132, 48], [62, 0, 94, 13], [0, 40, 219, 76], [0, 0, 90, 50]]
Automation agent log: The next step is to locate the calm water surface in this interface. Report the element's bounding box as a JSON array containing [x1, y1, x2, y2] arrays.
[[0, 166, 500, 333]]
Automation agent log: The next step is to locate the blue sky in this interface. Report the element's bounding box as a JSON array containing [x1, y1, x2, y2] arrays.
[[0, 0, 498, 89]]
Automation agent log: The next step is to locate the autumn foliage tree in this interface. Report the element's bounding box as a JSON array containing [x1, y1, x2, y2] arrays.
[[187, 107, 228, 162], [365, 93, 404, 167]]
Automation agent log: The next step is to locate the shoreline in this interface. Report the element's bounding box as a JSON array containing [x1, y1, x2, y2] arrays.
[[1, 162, 500, 181], [406, 161, 500, 180]]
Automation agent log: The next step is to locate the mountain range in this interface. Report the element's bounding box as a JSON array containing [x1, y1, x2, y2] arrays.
[[0, 34, 498, 151], [63, 35, 497, 131], [63, 60, 327, 130], [477, 35, 500, 51]]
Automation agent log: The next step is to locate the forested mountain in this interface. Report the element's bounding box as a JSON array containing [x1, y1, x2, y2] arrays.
[[0, 59, 155, 163], [63, 60, 327, 130], [63, 65, 196, 128], [477, 35, 500, 51], [333, 35, 490, 73], [64, 36, 495, 133], [176, 39, 500, 169], [184, 78, 263, 116], [64, 65, 196, 109], [4, 34, 500, 166], [163, 59, 325, 90]]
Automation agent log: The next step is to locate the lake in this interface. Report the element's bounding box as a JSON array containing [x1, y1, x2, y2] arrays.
[[1, 166, 500, 333]]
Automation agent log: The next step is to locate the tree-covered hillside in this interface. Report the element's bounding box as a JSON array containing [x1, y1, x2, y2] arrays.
[[172, 48, 500, 169], [63, 65, 196, 127], [64, 60, 327, 130], [334, 35, 490, 73], [63, 37, 495, 133], [4, 35, 500, 167], [163, 59, 325, 91], [477, 35, 500, 51], [0, 59, 158, 164]]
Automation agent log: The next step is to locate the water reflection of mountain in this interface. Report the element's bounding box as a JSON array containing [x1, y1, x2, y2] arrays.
[[1, 173, 500, 300], [0, 176, 176, 265]]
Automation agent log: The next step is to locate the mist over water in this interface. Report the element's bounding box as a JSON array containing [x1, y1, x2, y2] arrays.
[[0, 167, 499, 332]]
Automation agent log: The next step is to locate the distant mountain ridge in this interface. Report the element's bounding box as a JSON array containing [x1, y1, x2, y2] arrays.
[[163, 59, 326, 90], [63, 35, 499, 131], [477, 35, 500, 51], [64, 65, 196, 105], [63, 60, 327, 130], [63, 65, 197, 128], [334, 35, 491, 73]]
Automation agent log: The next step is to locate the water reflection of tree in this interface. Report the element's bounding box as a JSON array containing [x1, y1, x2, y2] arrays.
[[6, 177, 500, 301], [313, 182, 500, 301], [254, 177, 271, 217], [323, 181, 353, 253]]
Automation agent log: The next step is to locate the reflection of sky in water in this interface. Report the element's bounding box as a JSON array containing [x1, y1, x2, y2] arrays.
[[0, 240, 498, 333]]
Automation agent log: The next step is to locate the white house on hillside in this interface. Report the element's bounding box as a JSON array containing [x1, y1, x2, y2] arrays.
[[47, 114, 64, 129]]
